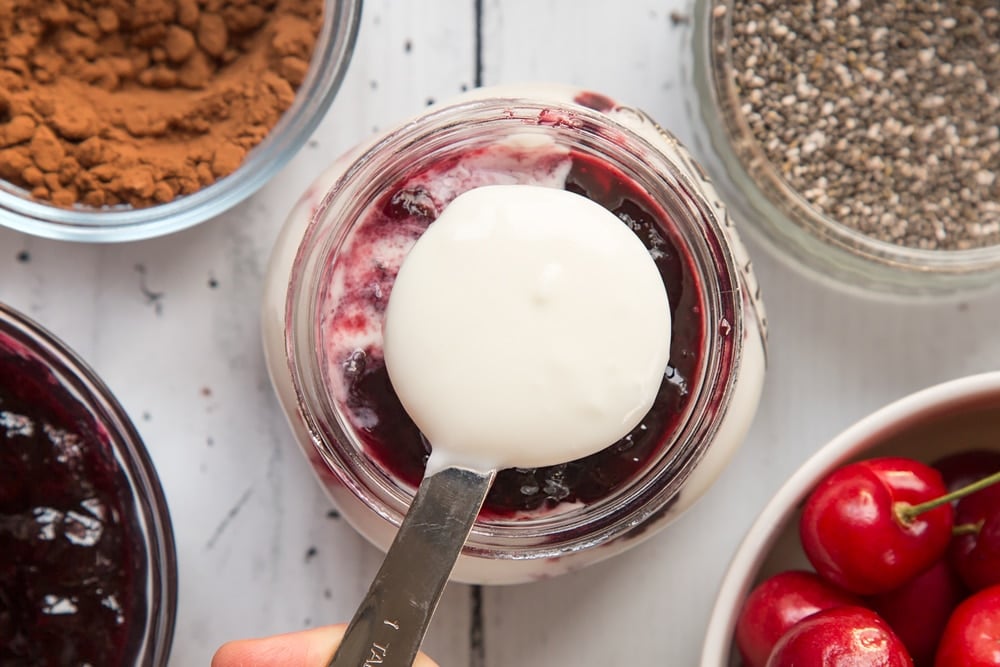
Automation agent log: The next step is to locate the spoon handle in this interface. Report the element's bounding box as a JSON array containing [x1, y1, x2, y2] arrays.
[[327, 465, 496, 667]]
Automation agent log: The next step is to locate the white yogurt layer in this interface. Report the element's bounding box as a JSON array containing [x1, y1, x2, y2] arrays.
[[261, 84, 769, 584], [322, 137, 574, 406], [383, 185, 672, 475]]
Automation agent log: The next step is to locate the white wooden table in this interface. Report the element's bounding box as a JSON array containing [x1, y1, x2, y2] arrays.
[[3, 2, 1000, 664]]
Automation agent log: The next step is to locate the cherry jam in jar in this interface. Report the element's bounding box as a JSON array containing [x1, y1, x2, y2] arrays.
[[263, 84, 768, 584]]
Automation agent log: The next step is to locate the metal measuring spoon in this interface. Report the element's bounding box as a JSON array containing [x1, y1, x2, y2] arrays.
[[328, 185, 671, 666]]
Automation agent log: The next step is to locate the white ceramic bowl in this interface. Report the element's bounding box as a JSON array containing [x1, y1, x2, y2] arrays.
[[700, 371, 1000, 666]]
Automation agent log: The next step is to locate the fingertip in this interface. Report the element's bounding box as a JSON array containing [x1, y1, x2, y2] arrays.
[[414, 650, 442, 667], [211, 625, 347, 667], [211, 624, 439, 667], [210, 639, 248, 667]]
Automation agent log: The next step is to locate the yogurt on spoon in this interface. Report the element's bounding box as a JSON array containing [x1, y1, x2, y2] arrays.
[[329, 184, 672, 667]]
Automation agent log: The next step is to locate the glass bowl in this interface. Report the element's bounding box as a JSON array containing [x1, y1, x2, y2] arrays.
[[686, 0, 1000, 299], [0, 302, 177, 665], [0, 0, 362, 243]]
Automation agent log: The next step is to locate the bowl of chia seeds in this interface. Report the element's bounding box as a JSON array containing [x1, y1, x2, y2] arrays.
[[688, 0, 1000, 297]]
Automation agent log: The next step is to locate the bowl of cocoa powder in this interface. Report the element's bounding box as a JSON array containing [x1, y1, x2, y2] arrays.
[[0, 0, 361, 242]]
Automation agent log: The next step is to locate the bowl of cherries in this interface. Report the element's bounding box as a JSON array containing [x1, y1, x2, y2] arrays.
[[701, 371, 1000, 667]]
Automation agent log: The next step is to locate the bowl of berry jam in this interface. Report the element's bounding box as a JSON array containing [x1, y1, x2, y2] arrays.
[[0, 303, 176, 665], [701, 371, 1000, 666], [262, 84, 768, 584]]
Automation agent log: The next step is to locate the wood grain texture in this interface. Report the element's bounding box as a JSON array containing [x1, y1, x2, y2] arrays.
[[0, 2, 476, 665]]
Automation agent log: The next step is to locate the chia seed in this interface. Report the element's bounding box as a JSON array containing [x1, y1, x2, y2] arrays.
[[723, 0, 999, 250]]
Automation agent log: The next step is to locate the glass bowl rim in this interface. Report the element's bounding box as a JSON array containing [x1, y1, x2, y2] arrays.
[[700, 0, 1000, 277], [0, 0, 363, 243], [0, 302, 178, 665]]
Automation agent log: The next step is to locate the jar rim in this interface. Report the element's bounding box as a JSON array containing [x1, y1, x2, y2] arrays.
[[698, 0, 1000, 292], [285, 93, 748, 559], [0, 302, 177, 665]]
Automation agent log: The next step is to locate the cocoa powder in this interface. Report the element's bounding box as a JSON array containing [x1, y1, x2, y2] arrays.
[[0, 0, 322, 209]]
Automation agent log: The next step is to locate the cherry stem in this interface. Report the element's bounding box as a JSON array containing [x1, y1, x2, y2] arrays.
[[953, 520, 984, 537], [897, 468, 1000, 524]]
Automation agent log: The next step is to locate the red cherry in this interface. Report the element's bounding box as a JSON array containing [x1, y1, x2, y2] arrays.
[[949, 485, 1000, 592], [765, 605, 913, 667], [867, 558, 967, 666], [933, 450, 1000, 497], [735, 570, 861, 667], [800, 457, 953, 595], [934, 584, 1000, 666]]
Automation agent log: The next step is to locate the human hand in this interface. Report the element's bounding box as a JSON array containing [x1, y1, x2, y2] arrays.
[[212, 623, 441, 667]]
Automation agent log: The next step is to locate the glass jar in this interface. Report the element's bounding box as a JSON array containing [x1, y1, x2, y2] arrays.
[[262, 84, 768, 584], [0, 303, 176, 665], [685, 0, 1000, 298]]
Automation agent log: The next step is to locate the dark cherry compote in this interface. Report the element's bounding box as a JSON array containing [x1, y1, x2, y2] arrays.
[[0, 327, 144, 665], [320, 140, 705, 518]]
